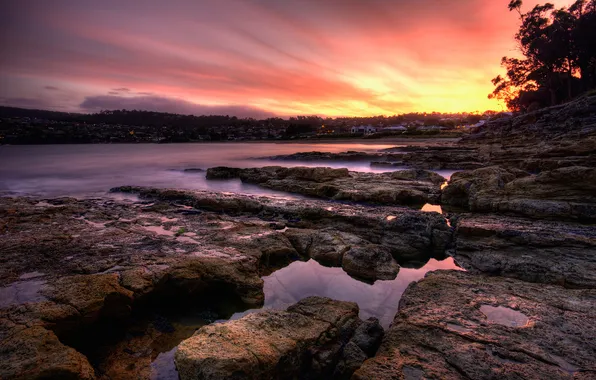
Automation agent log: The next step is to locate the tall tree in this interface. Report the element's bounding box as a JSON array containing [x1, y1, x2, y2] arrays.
[[490, 0, 596, 111]]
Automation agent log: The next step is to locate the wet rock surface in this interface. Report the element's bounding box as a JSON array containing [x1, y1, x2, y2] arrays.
[[354, 270, 596, 380], [453, 214, 596, 288], [442, 165, 596, 221], [206, 166, 445, 206], [175, 296, 384, 380]]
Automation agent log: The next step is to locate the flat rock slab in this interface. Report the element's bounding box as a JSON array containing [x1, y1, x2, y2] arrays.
[[114, 187, 452, 272], [442, 165, 596, 222], [175, 296, 383, 380], [354, 270, 596, 380], [205, 166, 445, 206], [454, 214, 596, 288]]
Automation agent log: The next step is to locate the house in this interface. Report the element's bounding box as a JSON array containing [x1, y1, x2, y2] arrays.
[[351, 125, 377, 134], [382, 125, 407, 132]]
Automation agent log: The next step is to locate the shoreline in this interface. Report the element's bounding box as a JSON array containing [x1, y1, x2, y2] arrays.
[[0, 136, 462, 147]]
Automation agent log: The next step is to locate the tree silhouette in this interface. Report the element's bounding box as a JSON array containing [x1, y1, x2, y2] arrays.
[[490, 0, 596, 111]]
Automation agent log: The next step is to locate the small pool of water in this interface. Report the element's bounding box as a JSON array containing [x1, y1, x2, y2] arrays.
[[480, 305, 530, 327], [0, 279, 47, 308], [89, 255, 463, 379], [235, 256, 463, 329]]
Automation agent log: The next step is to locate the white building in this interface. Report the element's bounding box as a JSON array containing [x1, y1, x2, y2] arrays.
[[382, 125, 407, 132], [351, 125, 377, 134]]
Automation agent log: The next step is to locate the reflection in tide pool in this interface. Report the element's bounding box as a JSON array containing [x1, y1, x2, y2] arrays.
[[0, 279, 47, 308], [421, 203, 443, 214], [234, 257, 463, 329]]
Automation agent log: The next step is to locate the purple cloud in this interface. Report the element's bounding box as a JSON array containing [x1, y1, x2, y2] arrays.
[[79, 95, 275, 118]]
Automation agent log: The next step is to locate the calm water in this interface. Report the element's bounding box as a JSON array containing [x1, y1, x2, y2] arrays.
[[235, 257, 462, 329], [0, 143, 456, 197]]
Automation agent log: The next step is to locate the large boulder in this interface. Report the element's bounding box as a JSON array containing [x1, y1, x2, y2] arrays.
[[175, 297, 384, 380], [283, 229, 400, 282], [441, 166, 528, 209], [342, 246, 399, 282], [354, 270, 596, 379]]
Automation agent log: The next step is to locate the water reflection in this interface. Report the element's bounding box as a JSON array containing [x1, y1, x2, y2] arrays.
[[0, 279, 47, 308], [420, 203, 443, 214], [233, 257, 462, 329], [480, 305, 530, 327], [150, 347, 178, 380]]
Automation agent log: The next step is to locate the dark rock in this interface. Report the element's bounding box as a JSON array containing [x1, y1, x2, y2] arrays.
[[205, 166, 445, 206], [333, 341, 368, 379], [0, 191, 448, 379], [350, 317, 384, 357], [454, 214, 596, 288], [342, 246, 399, 282], [442, 165, 596, 221], [183, 168, 205, 173]]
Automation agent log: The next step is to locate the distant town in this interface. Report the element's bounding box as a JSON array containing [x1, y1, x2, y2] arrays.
[[0, 106, 508, 144]]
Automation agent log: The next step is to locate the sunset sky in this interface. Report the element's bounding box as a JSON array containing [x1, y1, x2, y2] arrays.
[[0, 0, 572, 117]]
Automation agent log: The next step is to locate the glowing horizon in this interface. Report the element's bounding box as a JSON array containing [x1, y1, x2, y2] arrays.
[[0, 0, 573, 117]]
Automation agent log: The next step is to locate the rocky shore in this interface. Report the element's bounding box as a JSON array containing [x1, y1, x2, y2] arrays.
[[259, 96, 596, 173], [205, 166, 446, 206], [1, 96, 595, 379]]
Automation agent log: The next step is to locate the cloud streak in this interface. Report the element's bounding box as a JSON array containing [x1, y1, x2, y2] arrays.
[[0, 0, 574, 116], [79, 95, 275, 118]]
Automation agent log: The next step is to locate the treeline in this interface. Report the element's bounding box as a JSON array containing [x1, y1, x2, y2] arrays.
[[0, 106, 489, 133], [0, 107, 284, 132], [490, 0, 596, 111]]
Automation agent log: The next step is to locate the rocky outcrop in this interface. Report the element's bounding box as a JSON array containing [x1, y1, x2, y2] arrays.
[[0, 191, 450, 379], [442, 165, 596, 221], [464, 94, 596, 146], [354, 270, 596, 379], [175, 297, 384, 380], [453, 214, 596, 288], [206, 166, 445, 206], [459, 95, 596, 171]]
